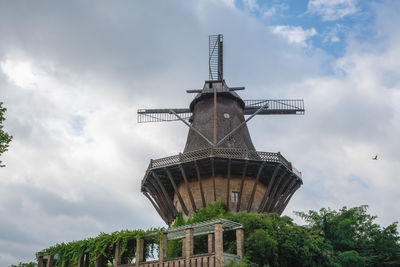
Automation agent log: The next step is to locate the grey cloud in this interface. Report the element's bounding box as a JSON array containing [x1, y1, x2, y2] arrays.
[[0, 1, 400, 266]]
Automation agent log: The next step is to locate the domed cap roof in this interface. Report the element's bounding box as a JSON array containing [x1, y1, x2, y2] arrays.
[[189, 80, 245, 112]]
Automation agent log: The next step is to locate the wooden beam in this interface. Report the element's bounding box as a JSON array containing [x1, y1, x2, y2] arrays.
[[264, 171, 286, 212], [150, 179, 175, 222], [211, 158, 217, 201], [236, 160, 248, 212], [275, 179, 298, 212], [273, 177, 297, 213], [226, 158, 231, 210], [258, 165, 280, 213], [247, 161, 266, 212], [146, 182, 171, 222], [143, 191, 168, 223], [269, 174, 292, 213], [180, 164, 197, 211], [277, 182, 301, 214], [164, 168, 189, 215], [152, 172, 178, 217], [194, 161, 206, 207]]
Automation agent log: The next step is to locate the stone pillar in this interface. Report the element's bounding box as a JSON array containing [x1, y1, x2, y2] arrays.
[[159, 233, 168, 263], [38, 256, 44, 267], [46, 255, 54, 267], [135, 238, 144, 267], [208, 233, 214, 254], [114, 243, 121, 266], [214, 223, 224, 267], [236, 228, 244, 259], [181, 237, 185, 257], [184, 228, 194, 260]]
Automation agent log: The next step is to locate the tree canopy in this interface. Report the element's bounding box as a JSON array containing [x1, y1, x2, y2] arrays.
[[296, 206, 400, 266], [0, 102, 12, 167]]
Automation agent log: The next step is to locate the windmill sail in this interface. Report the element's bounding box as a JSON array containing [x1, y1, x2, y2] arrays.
[[243, 99, 305, 115], [137, 99, 304, 123], [209, 34, 223, 81]]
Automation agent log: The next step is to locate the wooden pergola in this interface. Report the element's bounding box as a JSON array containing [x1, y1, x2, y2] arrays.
[[38, 219, 244, 267]]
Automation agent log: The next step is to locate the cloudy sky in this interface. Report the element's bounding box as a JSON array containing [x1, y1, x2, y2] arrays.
[[1, 0, 399, 265]]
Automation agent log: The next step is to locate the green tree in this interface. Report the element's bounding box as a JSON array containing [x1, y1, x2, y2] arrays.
[[296, 206, 400, 266], [246, 228, 278, 266], [336, 250, 365, 267], [0, 102, 12, 167]]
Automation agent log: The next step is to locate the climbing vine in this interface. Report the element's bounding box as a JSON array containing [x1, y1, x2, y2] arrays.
[[37, 228, 164, 267]]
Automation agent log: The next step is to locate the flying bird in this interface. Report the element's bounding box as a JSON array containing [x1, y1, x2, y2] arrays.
[[372, 155, 378, 160]]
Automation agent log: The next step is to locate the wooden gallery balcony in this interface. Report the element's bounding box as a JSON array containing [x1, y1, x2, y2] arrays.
[[141, 147, 303, 224], [37, 219, 244, 267]]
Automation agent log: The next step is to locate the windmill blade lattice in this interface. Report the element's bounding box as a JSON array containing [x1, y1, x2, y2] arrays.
[[137, 99, 304, 123], [243, 99, 305, 115]]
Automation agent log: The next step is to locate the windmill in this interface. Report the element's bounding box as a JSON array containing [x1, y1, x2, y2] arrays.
[[138, 35, 304, 224]]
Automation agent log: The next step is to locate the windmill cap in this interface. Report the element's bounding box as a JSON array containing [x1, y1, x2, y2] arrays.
[[189, 80, 245, 112]]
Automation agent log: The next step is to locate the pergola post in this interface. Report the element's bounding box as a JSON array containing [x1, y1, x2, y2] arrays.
[[77, 254, 84, 267], [95, 254, 106, 267], [182, 236, 185, 257], [159, 233, 168, 263], [184, 228, 194, 260], [208, 233, 214, 254], [38, 255, 44, 267], [46, 255, 54, 267], [114, 243, 121, 266], [214, 222, 224, 267], [84, 253, 90, 267], [135, 238, 144, 267], [236, 228, 244, 259]]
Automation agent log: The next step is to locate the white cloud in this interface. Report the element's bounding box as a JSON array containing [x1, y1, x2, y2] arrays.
[[208, 0, 235, 8], [263, 3, 288, 18], [271, 25, 317, 46], [323, 24, 344, 43], [1, 60, 37, 88], [242, 0, 259, 11], [308, 0, 358, 21], [0, 0, 399, 266]]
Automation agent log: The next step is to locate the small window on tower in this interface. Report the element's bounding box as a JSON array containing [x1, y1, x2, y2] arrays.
[[231, 191, 239, 203]]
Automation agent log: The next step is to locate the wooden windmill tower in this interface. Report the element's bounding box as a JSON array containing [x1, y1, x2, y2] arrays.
[[138, 35, 304, 224]]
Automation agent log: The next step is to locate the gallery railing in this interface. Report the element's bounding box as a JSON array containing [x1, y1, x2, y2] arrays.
[[149, 147, 302, 178]]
